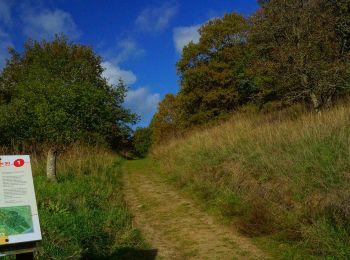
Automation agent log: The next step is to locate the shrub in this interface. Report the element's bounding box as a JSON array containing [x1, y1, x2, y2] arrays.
[[133, 128, 153, 158]]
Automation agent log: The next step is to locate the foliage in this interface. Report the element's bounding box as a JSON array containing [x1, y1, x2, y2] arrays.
[[150, 94, 181, 144], [0, 35, 137, 148], [176, 13, 256, 127], [152, 103, 350, 258], [249, 0, 350, 111], [132, 127, 153, 158]]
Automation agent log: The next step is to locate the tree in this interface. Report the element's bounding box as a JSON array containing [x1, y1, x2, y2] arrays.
[[0, 35, 137, 181], [132, 127, 153, 158], [151, 94, 181, 144], [331, 0, 350, 54], [176, 13, 256, 127], [257, 0, 271, 6], [249, 0, 350, 112]]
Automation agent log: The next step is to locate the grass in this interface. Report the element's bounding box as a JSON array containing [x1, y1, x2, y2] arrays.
[[2, 146, 146, 259], [152, 104, 350, 259]]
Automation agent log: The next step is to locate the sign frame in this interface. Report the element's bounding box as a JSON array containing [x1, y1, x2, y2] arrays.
[[0, 155, 42, 257]]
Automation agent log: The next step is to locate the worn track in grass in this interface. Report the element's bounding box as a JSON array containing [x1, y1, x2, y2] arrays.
[[123, 159, 269, 260]]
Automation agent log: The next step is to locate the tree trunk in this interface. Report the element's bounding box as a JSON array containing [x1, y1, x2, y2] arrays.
[[47, 148, 58, 182], [324, 90, 336, 109], [310, 92, 322, 114]]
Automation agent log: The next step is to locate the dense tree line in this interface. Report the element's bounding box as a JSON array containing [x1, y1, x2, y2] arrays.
[[150, 0, 350, 144]]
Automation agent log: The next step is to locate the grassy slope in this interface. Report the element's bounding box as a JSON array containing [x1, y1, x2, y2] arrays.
[[29, 146, 146, 259], [152, 105, 350, 259]]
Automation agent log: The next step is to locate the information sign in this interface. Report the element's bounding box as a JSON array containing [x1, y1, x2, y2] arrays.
[[0, 155, 41, 251]]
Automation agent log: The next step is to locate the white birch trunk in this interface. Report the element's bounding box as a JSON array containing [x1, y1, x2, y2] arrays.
[[310, 92, 321, 115], [47, 148, 57, 182]]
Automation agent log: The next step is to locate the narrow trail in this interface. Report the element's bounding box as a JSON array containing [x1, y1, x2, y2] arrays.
[[123, 159, 269, 260]]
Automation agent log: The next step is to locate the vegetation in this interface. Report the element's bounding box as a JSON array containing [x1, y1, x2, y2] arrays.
[[150, 94, 180, 145], [152, 103, 350, 258], [0, 35, 137, 149], [249, 0, 350, 111], [176, 13, 254, 127], [132, 127, 153, 158], [31, 146, 145, 259]]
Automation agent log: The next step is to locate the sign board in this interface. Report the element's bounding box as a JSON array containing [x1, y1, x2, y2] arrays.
[[0, 155, 42, 255]]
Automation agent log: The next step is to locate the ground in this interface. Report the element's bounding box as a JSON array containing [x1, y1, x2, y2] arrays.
[[123, 159, 269, 260]]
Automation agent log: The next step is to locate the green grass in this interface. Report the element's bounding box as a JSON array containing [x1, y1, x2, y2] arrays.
[[3, 146, 147, 259], [152, 104, 350, 259]]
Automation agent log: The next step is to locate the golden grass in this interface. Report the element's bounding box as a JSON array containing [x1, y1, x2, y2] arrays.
[[0, 144, 115, 178], [152, 104, 350, 257]]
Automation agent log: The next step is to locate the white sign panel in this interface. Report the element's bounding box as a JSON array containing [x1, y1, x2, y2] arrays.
[[0, 155, 42, 245]]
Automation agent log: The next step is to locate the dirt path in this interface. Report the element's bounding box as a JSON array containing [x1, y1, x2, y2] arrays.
[[123, 159, 269, 260]]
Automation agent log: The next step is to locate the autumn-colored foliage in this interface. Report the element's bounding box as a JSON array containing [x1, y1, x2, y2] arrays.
[[249, 0, 350, 111], [150, 94, 181, 144], [176, 13, 255, 127]]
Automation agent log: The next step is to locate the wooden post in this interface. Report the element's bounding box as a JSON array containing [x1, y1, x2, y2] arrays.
[[16, 252, 34, 260]]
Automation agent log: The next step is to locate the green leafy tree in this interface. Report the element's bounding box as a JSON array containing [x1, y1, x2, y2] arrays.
[[176, 13, 256, 127], [0, 35, 137, 181], [132, 127, 153, 158], [249, 0, 350, 112]]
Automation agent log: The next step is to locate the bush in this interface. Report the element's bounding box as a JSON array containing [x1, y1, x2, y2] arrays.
[[133, 128, 153, 158]]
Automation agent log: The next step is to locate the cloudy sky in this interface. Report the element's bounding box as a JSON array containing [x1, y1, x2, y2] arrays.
[[0, 0, 259, 127]]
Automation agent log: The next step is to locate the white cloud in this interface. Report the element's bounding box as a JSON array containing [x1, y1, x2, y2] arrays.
[[173, 24, 201, 53], [113, 38, 146, 64], [125, 87, 160, 119], [102, 61, 137, 86], [136, 2, 178, 32], [101, 39, 144, 87], [22, 9, 80, 40]]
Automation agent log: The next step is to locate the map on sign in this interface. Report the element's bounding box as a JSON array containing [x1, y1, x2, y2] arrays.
[[0, 155, 42, 248], [0, 206, 33, 236]]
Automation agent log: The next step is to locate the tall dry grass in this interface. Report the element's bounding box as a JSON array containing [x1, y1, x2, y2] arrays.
[[0, 144, 116, 178], [152, 104, 350, 258]]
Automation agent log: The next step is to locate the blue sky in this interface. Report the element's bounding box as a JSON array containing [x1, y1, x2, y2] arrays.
[[0, 0, 259, 127]]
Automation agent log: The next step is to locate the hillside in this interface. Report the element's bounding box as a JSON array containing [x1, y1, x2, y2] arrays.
[[152, 104, 350, 258]]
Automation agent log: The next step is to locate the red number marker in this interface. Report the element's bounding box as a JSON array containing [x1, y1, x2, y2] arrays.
[[14, 159, 25, 167]]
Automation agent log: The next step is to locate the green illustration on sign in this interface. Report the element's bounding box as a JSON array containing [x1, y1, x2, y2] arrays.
[[0, 206, 33, 236]]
